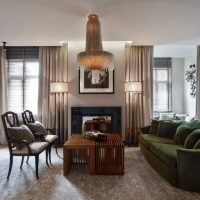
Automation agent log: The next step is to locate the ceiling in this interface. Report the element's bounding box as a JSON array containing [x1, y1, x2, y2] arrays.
[[1, 0, 200, 46]]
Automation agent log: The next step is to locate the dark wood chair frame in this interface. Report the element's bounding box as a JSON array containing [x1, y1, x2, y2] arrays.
[[1, 111, 49, 179], [22, 110, 60, 164]]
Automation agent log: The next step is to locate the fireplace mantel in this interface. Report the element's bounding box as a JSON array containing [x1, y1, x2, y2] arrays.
[[71, 107, 121, 134]]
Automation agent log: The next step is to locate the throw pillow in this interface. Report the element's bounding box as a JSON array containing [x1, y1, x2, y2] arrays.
[[184, 129, 200, 149], [157, 121, 181, 139], [173, 125, 194, 145], [159, 113, 175, 121], [175, 114, 187, 120], [193, 139, 200, 149], [7, 125, 35, 149], [149, 120, 159, 135], [26, 121, 47, 136], [185, 116, 195, 122]]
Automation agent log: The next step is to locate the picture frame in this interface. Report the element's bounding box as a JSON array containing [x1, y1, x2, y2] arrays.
[[79, 68, 114, 94]]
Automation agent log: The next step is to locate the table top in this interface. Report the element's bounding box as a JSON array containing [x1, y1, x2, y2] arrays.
[[63, 133, 123, 148], [64, 134, 95, 148]]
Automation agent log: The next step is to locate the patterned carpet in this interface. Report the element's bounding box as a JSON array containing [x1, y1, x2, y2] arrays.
[[0, 146, 200, 200]]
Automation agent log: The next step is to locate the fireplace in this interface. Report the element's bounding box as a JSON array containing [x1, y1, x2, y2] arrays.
[[71, 107, 121, 134]]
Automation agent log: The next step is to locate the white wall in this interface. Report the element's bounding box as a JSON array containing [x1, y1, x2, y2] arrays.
[[184, 55, 196, 117], [67, 41, 126, 139], [172, 58, 184, 113]]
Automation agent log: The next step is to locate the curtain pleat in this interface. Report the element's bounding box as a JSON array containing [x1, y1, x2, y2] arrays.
[[125, 45, 153, 144], [196, 45, 200, 119], [39, 45, 68, 144], [0, 48, 8, 144]]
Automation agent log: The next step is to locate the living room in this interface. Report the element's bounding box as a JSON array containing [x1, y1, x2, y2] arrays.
[[1, 0, 200, 200]]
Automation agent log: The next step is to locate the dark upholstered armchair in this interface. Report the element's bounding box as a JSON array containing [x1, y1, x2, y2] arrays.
[[22, 110, 59, 164], [1, 111, 49, 179]]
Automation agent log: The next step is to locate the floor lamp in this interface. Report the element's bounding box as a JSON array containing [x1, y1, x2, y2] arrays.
[[50, 82, 68, 145], [125, 81, 142, 145]]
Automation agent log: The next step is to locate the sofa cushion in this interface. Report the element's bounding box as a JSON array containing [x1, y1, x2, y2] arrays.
[[193, 139, 200, 149], [157, 121, 181, 139], [141, 126, 151, 134], [173, 125, 194, 145], [140, 134, 174, 149], [182, 120, 200, 129], [184, 129, 200, 149], [26, 121, 47, 136], [7, 125, 35, 149], [149, 120, 159, 135], [149, 142, 182, 167]]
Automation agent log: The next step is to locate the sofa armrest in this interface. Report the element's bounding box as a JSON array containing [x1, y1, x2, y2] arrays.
[[140, 126, 150, 134], [177, 148, 200, 191]]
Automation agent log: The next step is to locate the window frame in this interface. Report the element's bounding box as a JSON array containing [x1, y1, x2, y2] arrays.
[[153, 58, 172, 113], [7, 58, 40, 114]]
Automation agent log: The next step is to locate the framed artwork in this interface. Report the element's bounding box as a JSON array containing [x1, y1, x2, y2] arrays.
[[79, 69, 114, 94]]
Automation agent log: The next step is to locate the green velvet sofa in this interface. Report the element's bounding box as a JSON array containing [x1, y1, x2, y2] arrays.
[[139, 120, 200, 192]]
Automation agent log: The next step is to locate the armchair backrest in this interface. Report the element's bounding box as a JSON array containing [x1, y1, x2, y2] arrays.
[[1, 111, 20, 151], [22, 110, 35, 124]]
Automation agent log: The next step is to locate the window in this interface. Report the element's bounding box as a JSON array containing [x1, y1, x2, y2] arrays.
[[153, 58, 172, 112], [7, 47, 39, 114]]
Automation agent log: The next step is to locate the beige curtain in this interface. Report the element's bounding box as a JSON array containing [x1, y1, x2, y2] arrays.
[[125, 45, 153, 144], [196, 45, 200, 119], [0, 47, 8, 144], [39, 44, 68, 144]]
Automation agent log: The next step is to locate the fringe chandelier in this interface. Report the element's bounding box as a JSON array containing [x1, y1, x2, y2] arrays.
[[77, 14, 114, 71]]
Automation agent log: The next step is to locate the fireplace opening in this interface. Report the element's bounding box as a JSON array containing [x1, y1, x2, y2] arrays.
[[82, 115, 112, 133], [71, 107, 121, 135]]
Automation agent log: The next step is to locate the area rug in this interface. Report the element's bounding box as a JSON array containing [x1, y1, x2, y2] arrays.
[[0, 146, 199, 200]]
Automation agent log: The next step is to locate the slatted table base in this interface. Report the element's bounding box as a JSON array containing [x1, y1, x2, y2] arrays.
[[95, 136, 124, 175]]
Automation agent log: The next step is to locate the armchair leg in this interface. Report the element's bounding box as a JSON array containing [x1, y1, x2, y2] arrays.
[[55, 146, 60, 157], [49, 144, 52, 165], [20, 156, 24, 169], [26, 156, 29, 164], [46, 148, 49, 167], [35, 155, 39, 179], [7, 155, 13, 179], [55, 140, 63, 159]]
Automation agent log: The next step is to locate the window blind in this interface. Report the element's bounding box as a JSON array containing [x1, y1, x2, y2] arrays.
[[6, 47, 39, 59], [7, 47, 39, 114], [153, 58, 172, 112]]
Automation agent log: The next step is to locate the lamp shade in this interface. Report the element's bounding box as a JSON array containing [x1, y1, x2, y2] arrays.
[[125, 81, 142, 93], [50, 82, 68, 93]]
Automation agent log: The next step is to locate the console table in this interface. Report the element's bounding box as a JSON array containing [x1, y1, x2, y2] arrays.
[[63, 134, 124, 175]]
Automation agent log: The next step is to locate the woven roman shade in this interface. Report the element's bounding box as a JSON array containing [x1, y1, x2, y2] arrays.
[[6, 47, 39, 59]]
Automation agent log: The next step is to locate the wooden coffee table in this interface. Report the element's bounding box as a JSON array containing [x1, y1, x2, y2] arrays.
[[63, 133, 124, 176]]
